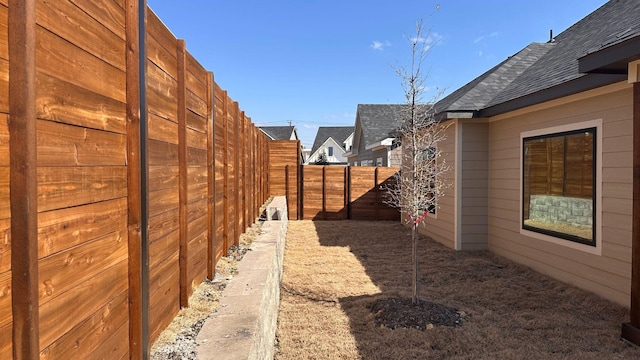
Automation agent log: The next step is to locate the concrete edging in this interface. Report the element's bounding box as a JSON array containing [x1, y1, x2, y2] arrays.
[[196, 196, 288, 360]]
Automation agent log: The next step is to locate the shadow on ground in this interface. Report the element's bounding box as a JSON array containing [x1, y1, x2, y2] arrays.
[[308, 220, 639, 359]]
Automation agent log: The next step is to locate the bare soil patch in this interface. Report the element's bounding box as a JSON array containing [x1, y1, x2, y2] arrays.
[[275, 220, 640, 360]]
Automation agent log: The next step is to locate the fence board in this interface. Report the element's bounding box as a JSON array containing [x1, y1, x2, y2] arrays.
[[0, 114, 6, 166], [69, 0, 126, 41], [40, 290, 129, 360], [38, 259, 128, 350], [0, 218, 8, 272], [37, 119, 127, 166], [37, 166, 127, 212], [38, 230, 127, 307], [0, 321, 10, 359], [0, 270, 9, 327], [36, 73, 127, 134], [36, 26, 125, 103], [37, 198, 127, 258], [36, 0, 125, 71], [0, 4, 7, 61], [296, 165, 400, 221], [148, 113, 178, 144], [0, 59, 6, 114]]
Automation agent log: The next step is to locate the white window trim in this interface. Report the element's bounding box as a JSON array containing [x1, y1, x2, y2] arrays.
[[519, 119, 603, 256]]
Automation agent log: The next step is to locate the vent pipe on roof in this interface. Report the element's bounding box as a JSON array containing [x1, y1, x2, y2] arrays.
[[549, 29, 554, 43]]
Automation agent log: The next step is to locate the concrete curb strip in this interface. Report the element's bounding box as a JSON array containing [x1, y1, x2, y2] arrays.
[[196, 196, 288, 360]]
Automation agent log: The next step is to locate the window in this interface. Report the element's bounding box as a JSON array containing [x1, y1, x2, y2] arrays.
[[327, 146, 334, 157], [376, 157, 383, 166], [522, 127, 596, 246]]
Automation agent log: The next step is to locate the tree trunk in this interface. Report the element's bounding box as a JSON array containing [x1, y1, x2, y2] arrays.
[[412, 222, 418, 304]]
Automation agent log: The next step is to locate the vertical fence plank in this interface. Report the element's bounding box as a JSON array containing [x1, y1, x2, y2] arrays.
[[206, 72, 215, 280], [375, 167, 380, 220], [322, 166, 327, 220], [9, 0, 39, 357], [176, 39, 188, 309], [126, 0, 148, 357], [234, 104, 241, 247], [222, 91, 229, 256]]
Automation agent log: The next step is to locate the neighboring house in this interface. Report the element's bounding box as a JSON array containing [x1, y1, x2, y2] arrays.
[[414, 0, 640, 313], [306, 126, 354, 165], [259, 125, 299, 141], [346, 104, 404, 167]]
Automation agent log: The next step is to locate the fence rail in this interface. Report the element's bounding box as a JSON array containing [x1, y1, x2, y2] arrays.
[[1, 1, 269, 358]]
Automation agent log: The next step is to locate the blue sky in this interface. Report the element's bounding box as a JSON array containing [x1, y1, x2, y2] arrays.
[[147, 0, 607, 149]]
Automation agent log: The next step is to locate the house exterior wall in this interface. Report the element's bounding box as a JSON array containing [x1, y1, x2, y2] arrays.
[[486, 82, 633, 306], [417, 123, 457, 249], [307, 138, 348, 164], [349, 134, 390, 166], [460, 120, 489, 251]]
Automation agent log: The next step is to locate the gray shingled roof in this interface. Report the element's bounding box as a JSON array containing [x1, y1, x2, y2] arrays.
[[259, 126, 296, 140], [436, 0, 640, 117], [310, 126, 354, 156], [487, 0, 640, 108], [356, 104, 405, 146], [434, 43, 553, 115]]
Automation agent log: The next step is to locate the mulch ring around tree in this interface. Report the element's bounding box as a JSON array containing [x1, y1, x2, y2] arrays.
[[371, 297, 464, 330]]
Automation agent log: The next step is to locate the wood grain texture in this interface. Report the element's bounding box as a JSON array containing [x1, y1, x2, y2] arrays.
[[147, 60, 177, 121], [38, 230, 127, 305], [36, 26, 126, 103], [146, 9, 176, 66], [38, 198, 127, 258], [148, 252, 179, 342], [146, 30, 177, 80], [38, 259, 128, 350], [187, 110, 206, 133], [36, 73, 126, 134], [0, 218, 8, 273], [149, 228, 178, 270], [148, 187, 179, 217], [0, 321, 10, 360], [37, 119, 127, 166], [0, 168, 5, 220], [37, 166, 127, 212], [149, 112, 178, 144], [36, 0, 126, 71], [39, 289, 128, 360], [187, 89, 207, 118], [0, 270, 10, 327], [148, 208, 179, 244], [185, 51, 206, 99], [148, 138, 178, 165], [187, 125, 207, 150], [0, 5, 7, 61], [0, 59, 6, 114], [149, 165, 179, 192], [70, 0, 126, 41]]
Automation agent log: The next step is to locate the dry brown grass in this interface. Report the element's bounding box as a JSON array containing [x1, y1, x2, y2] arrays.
[[275, 220, 640, 360]]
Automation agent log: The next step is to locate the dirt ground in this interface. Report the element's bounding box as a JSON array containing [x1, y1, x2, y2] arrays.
[[275, 220, 640, 360]]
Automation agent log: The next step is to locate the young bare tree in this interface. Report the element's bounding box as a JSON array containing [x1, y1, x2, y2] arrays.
[[385, 18, 451, 304]]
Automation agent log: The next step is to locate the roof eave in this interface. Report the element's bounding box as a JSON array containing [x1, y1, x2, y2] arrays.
[[578, 35, 640, 74], [479, 73, 626, 118], [434, 111, 477, 122]]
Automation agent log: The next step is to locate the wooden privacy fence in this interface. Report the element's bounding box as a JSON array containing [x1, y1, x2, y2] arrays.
[[267, 141, 400, 221], [300, 165, 401, 220], [1, 1, 269, 359]]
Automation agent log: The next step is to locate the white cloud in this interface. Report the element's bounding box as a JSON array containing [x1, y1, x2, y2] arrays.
[[477, 50, 483, 57], [302, 123, 318, 129], [370, 40, 391, 51], [473, 31, 498, 44], [411, 32, 443, 51]]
